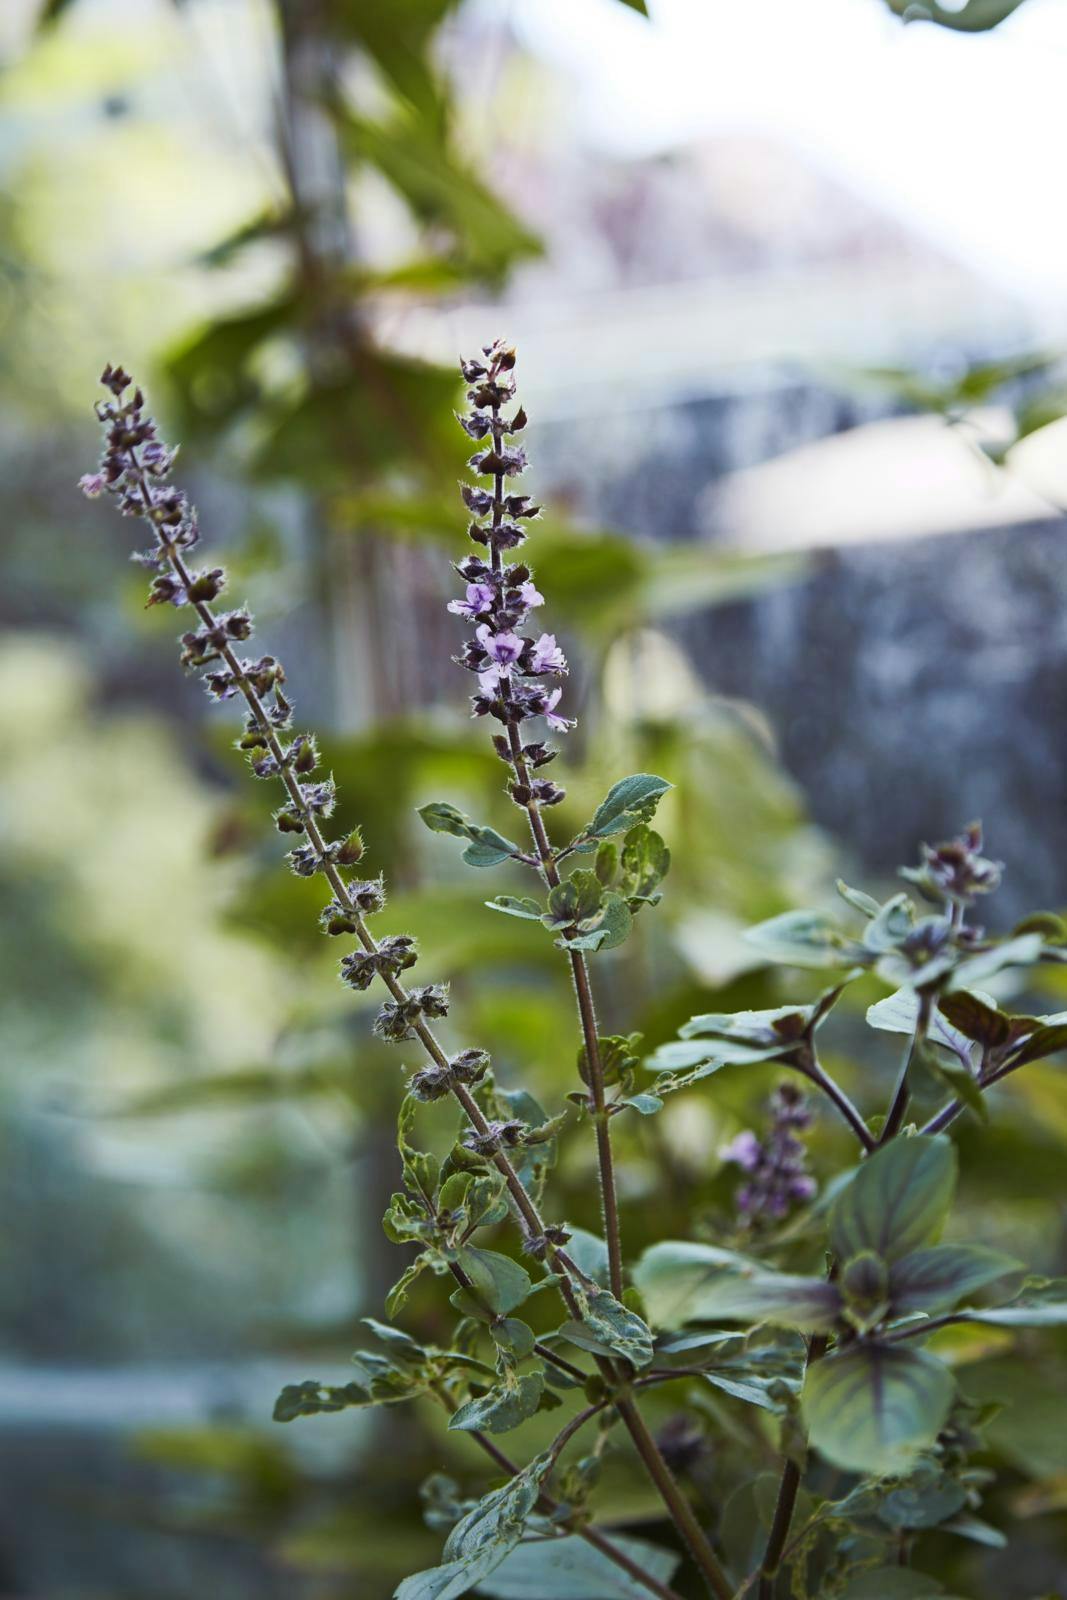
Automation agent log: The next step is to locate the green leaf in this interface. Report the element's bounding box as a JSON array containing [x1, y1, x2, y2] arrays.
[[701, 1370, 792, 1412], [936, 990, 1012, 1048], [485, 896, 543, 921], [881, 0, 1026, 34], [456, 1249, 534, 1315], [464, 830, 524, 869], [448, 1373, 545, 1435], [559, 1288, 654, 1368], [396, 1452, 552, 1599], [475, 1532, 681, 1598], [803, 1344, 955, 1475], [587, 774, 672, 838], [1007, 1022, 1067, 1068], [273, 1379, 372, 1422], [417, 801, 521, 868], [889, 1244, 1024, 1315], [866, 989, 979, 1063], [829, 1136, 956, 1265], [668, 1269, 841, 1332], [954, 1299, 1067, 1327], [564, 892, 633, 953], [744, 909, 866, 969], [618, 824, 671, 904], [949, 933, 1043, 990], [386, 1255, 433, 1319], [633, 1242, 838, 1331]]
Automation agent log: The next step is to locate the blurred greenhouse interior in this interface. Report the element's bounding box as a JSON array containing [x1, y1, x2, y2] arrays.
[[4, 0, 1067, 1594]]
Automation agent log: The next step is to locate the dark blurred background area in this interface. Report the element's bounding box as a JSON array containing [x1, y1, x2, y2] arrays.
[[4, 0, 1067, 1595]]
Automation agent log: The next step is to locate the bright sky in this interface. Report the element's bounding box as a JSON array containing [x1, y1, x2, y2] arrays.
[[506, 0, 1067, 310]]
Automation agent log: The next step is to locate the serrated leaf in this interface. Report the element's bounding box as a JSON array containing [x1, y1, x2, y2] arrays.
[[803, 1343, 955, 1475], [448, 1372, 545, 1435], [588, 774, 672, 838], [273, 1380, 368, 1422], [396, 1452, 552, 1599], [559, 1288, 654, 1368], [829, 1136, 956, 1264]]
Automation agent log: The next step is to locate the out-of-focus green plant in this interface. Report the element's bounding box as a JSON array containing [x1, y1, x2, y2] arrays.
[[879, 0, 1028, 30], [82, 348, 1067, 1600]]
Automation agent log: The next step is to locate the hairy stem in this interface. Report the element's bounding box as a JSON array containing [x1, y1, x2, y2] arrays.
[[617, 1396, 734, 1600]]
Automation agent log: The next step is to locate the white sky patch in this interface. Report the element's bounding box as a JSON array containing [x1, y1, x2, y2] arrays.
[[500, 0, 1067, 308]]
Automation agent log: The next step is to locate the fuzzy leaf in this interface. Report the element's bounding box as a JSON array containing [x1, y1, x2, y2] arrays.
[[559, 1288, 654, 1368], [829, 1136, 956, 1265], [803, 1343, 955, 1475], [587, 774, 672, 838], [396, 1453, 552, 1599], [448, 1373, 545, 1435], [273, 1379, 372, 1422]]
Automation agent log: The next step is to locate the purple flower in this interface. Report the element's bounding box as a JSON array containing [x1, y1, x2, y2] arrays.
[[530, 632, 567, 674], [79, 472, 105, 499], [720, 1130, 761, 1171], [478, 667, 504, 694], [476, 624, 523, 670], [519, 581, 544, 610], [543, 687, 574, 732], [448, 582, 495, 619]]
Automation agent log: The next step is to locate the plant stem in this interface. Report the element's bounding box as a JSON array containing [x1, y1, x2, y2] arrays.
[[753, 1331, 829, 1598], [880, 993, 931, 1144], [616, 1396, 734, 1600], [798, 1048, 874, 1151], [479, 406, 729, 1600]]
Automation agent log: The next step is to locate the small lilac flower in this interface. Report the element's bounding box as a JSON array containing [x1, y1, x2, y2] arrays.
[[448, 583, 495, 619], [478, 667, 504, 694], [720, 1130, 761, 1171], [530, 632, 567, 674], [723, 1084, 816, 1227], [476, 624, 523, 670], [519, 581, 544, 610], [79, 473, 105, 499], [543, 687, 574, 732]]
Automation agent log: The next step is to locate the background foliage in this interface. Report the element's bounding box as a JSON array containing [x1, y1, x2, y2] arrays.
[[2, 0, 1067, 1595]]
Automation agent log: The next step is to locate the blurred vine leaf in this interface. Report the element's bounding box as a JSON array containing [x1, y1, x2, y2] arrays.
[[881, 0, 1028, 28], [849, 350, 1067, 465]]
